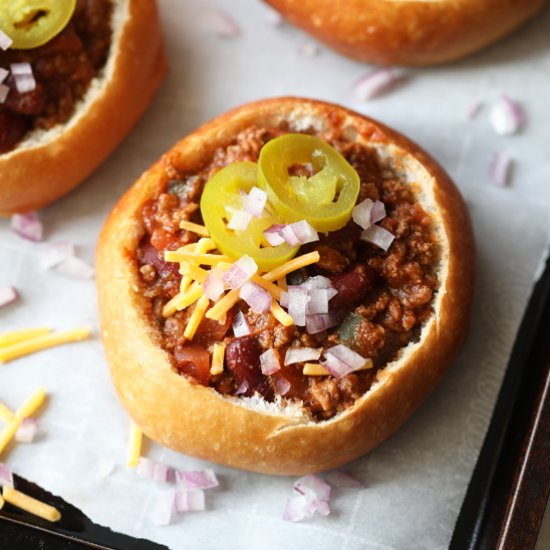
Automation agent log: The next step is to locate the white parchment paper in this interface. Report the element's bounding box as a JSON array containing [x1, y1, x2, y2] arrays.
[[2, 1, 550, 548]]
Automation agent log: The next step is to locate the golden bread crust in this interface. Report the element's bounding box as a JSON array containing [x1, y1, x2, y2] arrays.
[[265, 0, 547, 66], [96, 97, 475, 475], [0, 0, 167, 215]]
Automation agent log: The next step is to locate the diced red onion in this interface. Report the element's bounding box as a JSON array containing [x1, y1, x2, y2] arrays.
[[274, 377, 291, 396], [205, 10, 241, 38], [280, 291, 288, 308], [316, 500, 331, 516], [260, 348, 280, 375], [325, 470, 366, 488], [466, 100, 483, 119], [0, 83, 9, 104], [223, 255, 258, 289], [294, 475, 332, 501], [239, 281, 272, 313], [353, 67, 408, 101], [306, 288, 331, 314], [490, 95, 525, 136], [243, 186, 267, 218], [287, 287, 311, 326], [306, 312, 339, 335], [326, 344, 367, 371], [489, 151, 513, 187], [361, 225, 395, 251], [175, 489, 205, 512], [284, 347, 321, 365], [232, 310, 251, 337], [280, 224, 301, 246], [283, 495, 311, 522], [352, 198, 373, 229], [54, 256, 94, 279], [235, 379, 249, 395], [298, 42, 319, 57], [0, 30, 13, 50], [263, 224, 286, 246], [290, 220, 318, 244], [10, 212, 43, 242], [175, 469, 218, 490], [152, 462, 172, 483], [300, 276, 332, 291], [10, 62, 35, 93], [0, 68, 8, 83], [41, 241, 75, 269], [151, 489, 176, 526], [227, 210, 252, 231], [203, 268, 225, 301], [0, 463, 14, 487], [0, 286, 18, 308], [136, 457, 154, 479], [323, 353, 354, 379], [15, 418, 38, 443], [370, 200, 386, 224], [98, 459, 115, 479]]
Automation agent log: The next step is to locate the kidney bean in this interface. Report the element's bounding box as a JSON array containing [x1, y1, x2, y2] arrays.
[[138, 242, 180, 280], [0, 110, 29, 153], [4, 77, 47, 116], [328, 263, 377, 309], [225, 336, 272, 398]]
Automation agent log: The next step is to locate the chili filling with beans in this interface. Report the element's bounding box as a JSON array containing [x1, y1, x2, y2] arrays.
[[136, 126, 439, 420], [0, 0, 113, 153]]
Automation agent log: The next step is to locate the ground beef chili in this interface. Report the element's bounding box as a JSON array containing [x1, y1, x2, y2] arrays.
[[136, 126, 439, 420], [0, 0, 113, 153]]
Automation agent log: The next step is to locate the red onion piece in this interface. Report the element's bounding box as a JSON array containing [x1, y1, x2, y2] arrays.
[[301, 276, 332, 291], [0, 463, 14, 487], [15, 418, 38, 443], [243, 186, 267, 218], [0, 30, 13, 50], [152, 462, 172, 483], [323, 353, 354, 379], [283, 495, 311, 522], [489, 151, 513, 187], [227, 210, 252, 231], [361, 225, 395, 251], [175, 469, 218, 490], [294, 475, 332, 501], [290, 220, 318, 244], [287, 287, 311, 326], [136, 457, 154, 479], [10, 212, 43, 242], [203, 268, 225, 301], [54, 256, 94, 279], [205, 10, 241, 38], [235, 379, 249, 395], [490, 95, 525, 135], [223, 255, 258, 289], [370, 200, 386, 224], [466, 100, 483, 119], [315, 499, 331, 516], [280, 224, 301, 246], [0, 83, 9, 104], [274, 377, 291, 396], [306, 288, 331, 314], [260, 348, 280, 375], [232, 310, 251, 337], [98, 459, 115, 479], [263, 224, 286, 246], [326, 344, 367, 370], [352, 198, 373, 229], [0, 286, 18, 308], [151, 489, 176, 526], [353, 68, 408, 101], [175, 489, 205, 512], [306, 313, 339, 335], [284, 347, 321, 365], [239, 281, 272, 313], [325, 470, 365, 488], [0, 68, 8, 83], [10, 62, 36, 93], [41, 241, 75, 269]]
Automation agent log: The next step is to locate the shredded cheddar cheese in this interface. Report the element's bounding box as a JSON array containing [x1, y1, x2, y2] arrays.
[[127, 422, 142, 468], [263, 251, 320, 282], [162, 281, 203, 318], [0, 327, 91, 363], [183, 295, 210, 340], [0, 493, 4, 510], [179, 238, 216, 293], [164, 251, 231, 265], [210, 343, 225, 375], [0, 387, 46, 456], [0, 327, 51, 348], [205, 289, 240, 321], [2, 486, 61, 522], [0, 402, 13, 423], [277, 276, 287, 291], [270, 302, 293, 327], [303, 363, 330, 376], [179, 220, 210, 237]]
